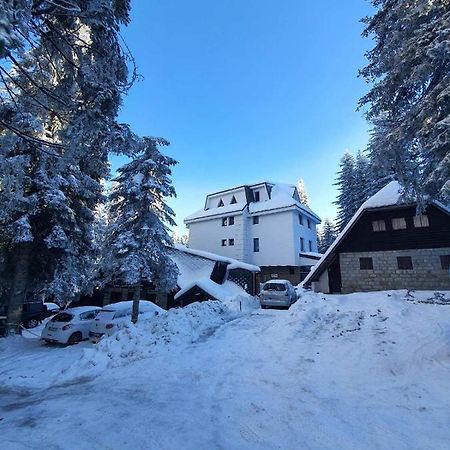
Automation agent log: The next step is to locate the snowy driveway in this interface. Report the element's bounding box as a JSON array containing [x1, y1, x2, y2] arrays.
[[1, 291, 450, 450]]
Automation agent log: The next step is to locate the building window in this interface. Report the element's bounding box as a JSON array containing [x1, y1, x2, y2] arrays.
[[307, 219, 312, 229], [397, 256, 413, 270], [300, 237, 305, 252], [372, 220, 386, 232], [298, 214, 304, 226], [221, 239, 227, 247], [413, 214, 429, 228], [222, 217, 227, 227], [228, 216, 235, 226], [392, 217, 407, 230], [253, 238, 259, 252], [218, 199, 224, 207], [230, 196, 237, 204], [229, 239, 235, 246], [253, 216, 259, 225], [440, 255, 450, 270], [359, 257, 373, 270], [254, 191, 260, 202]]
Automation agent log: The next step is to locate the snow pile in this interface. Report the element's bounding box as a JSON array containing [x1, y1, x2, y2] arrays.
[[2, 289, 450, 449], [0, 296, 258, 390], [73, 297, 258, 373]]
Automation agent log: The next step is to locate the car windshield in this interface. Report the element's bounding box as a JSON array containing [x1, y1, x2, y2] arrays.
[[263, 283, 286, 291], [51, 312, 73, 322]]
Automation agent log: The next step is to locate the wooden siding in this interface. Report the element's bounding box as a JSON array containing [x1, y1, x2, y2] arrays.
[[338, 204, 450, 253]]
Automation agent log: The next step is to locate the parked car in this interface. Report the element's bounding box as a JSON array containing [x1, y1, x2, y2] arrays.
[[259, 280, 297, 309], [41, 306, 101, 344], [22, 301, 51, 329], [44, 302, 61, 314], [90, 300, 162, 343]]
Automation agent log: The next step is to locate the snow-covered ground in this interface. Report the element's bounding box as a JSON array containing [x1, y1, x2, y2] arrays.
[[1, 290, 450, 450]]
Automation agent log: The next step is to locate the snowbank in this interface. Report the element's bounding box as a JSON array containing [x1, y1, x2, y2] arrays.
[[0, 296, 259, 390]]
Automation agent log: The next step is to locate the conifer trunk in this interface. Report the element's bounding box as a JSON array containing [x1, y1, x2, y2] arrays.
[[131, 282, 141, 324], [7, 243, 32, 334]]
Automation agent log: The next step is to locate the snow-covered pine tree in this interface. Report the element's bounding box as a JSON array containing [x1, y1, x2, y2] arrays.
[[0, 1, 139, 332], [172, 229, 189, 247], [353, 150, 371, 208], [334, 152, 358, 230], [296, 179, 310, 207], [100, 138, 179, 323], [318, 218, 338, 254], [359, 0, 450, 206]]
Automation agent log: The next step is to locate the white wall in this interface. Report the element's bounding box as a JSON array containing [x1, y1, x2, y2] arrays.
[[248, 210, 297, 266], [188, 213, 244, 260], [205, 187, 246, 210]]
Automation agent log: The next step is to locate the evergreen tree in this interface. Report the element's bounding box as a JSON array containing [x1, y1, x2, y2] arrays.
[[99, 138, 178, 323], [359, 0, 450, 206], [334, 152, 358, 230], [0, 1, 142, 332], [318, 218, 338, 254], [353, 150, 371, 207], [172, 229, 189, 247], [296, 179, 310, 207]]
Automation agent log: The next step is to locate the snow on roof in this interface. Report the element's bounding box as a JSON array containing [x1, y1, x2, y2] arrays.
[[100, 301, 163, 313], [249, 183, 320, 221], [66, 306, 101, 314], [174, 279, 247, 301], [184, 182, 321, 223], [361, 180, 402, 209], [263, 279, 291, 284], [168, 247, 216, 290], [172, 244, 260, 273], [184, 202, 246, 222], [303, 181, 404, 285], [300, 251, 323, 259]]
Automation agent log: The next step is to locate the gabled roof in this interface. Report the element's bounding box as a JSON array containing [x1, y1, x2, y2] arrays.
[[167, 245, 260, 301], [303, 181, 450, 285], [185, 181, 321, 223]]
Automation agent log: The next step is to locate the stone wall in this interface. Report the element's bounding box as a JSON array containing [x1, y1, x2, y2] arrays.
[[340, 248, 450, 293]]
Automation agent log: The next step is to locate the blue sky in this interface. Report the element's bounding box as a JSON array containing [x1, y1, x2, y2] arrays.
[[116, 0, 374, 233]]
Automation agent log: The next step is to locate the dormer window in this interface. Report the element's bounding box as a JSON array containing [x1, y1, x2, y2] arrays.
[[230, 196, 237, 204], [254, 191, 260, 202], [218, 199, 224, 207]]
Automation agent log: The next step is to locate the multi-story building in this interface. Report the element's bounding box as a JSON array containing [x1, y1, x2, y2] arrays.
[[184, 181, 321, 284]]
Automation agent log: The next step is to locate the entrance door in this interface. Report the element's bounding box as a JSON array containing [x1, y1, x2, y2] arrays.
[[328, 257, 342, 293]]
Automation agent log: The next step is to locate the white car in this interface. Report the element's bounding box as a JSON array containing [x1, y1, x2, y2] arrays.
[[41, 306, 101, 344], [89, 300, 163, 342], [259, 279, 298, 309]]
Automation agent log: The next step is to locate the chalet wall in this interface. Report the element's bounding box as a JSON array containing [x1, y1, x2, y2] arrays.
[[340, 248, 450, 293]]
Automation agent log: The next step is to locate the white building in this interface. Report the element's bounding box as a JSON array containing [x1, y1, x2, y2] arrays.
[[184, 182, 322, 284]]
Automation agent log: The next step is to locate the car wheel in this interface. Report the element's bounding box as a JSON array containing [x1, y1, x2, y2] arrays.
[[68, 332, 82, 345], [25, 318, 39, 329]]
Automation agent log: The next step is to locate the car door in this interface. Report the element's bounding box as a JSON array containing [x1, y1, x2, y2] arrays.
[[79, 310, 97, 338]]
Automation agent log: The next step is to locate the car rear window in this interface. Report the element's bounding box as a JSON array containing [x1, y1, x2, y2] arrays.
[[263, 283, 286, 291], [51, 312, 73, 322], [96, 310, 116, 321]]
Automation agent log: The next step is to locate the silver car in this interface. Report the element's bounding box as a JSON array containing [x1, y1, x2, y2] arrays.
[[259, 280, 297, 309]]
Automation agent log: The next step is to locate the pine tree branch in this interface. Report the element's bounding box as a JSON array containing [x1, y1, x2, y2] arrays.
[[0, 119, 64, 154]]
